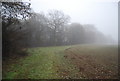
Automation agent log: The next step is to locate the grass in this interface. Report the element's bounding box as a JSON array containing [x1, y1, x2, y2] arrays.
[[64, 45, 118, 79], [2, 44, 118, 79]]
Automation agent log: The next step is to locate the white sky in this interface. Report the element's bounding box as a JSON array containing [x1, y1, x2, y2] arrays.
[[30, 0, 118, 41]]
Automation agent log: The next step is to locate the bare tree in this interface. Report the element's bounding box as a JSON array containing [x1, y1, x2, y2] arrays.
[[47, 10, 70, 45]]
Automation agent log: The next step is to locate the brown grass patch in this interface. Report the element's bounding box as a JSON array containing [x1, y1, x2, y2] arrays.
[[64, 45, 118, 79]]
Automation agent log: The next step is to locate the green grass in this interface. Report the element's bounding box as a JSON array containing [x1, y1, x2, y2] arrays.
[[3, 45, 118, 79], [3, 46, 75, 79]]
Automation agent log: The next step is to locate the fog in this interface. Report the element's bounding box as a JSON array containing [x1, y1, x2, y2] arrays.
[[2, 1, 118, 59], [2, 1, 118, 79], [31, 0, 118, 44]]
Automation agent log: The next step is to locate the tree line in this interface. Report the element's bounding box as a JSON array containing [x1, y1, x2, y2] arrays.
[[23, 11, 114, 47], [2, 2, 114, 59]]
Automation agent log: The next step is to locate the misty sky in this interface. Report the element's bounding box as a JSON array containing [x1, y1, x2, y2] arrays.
[[30, 0, 118, 42]]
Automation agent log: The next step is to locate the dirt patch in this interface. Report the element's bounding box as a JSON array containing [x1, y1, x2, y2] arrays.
[[64, 48, 118, 79]]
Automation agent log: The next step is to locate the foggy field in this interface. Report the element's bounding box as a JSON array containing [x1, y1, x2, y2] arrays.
[[2, 1, 118, 80], [3, 45, 118, 79]]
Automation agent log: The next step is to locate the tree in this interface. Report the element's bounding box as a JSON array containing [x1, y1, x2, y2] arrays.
[[83, 24, 114, 44], [47, 10, 70, 45], [24, 12, 48, 47], [2, 2, 32, 58], [83, 24, 97, 44], [67, 23, 85, 44]]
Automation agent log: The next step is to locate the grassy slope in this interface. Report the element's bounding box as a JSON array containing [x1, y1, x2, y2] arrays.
[[2, 45, 118, 79]]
